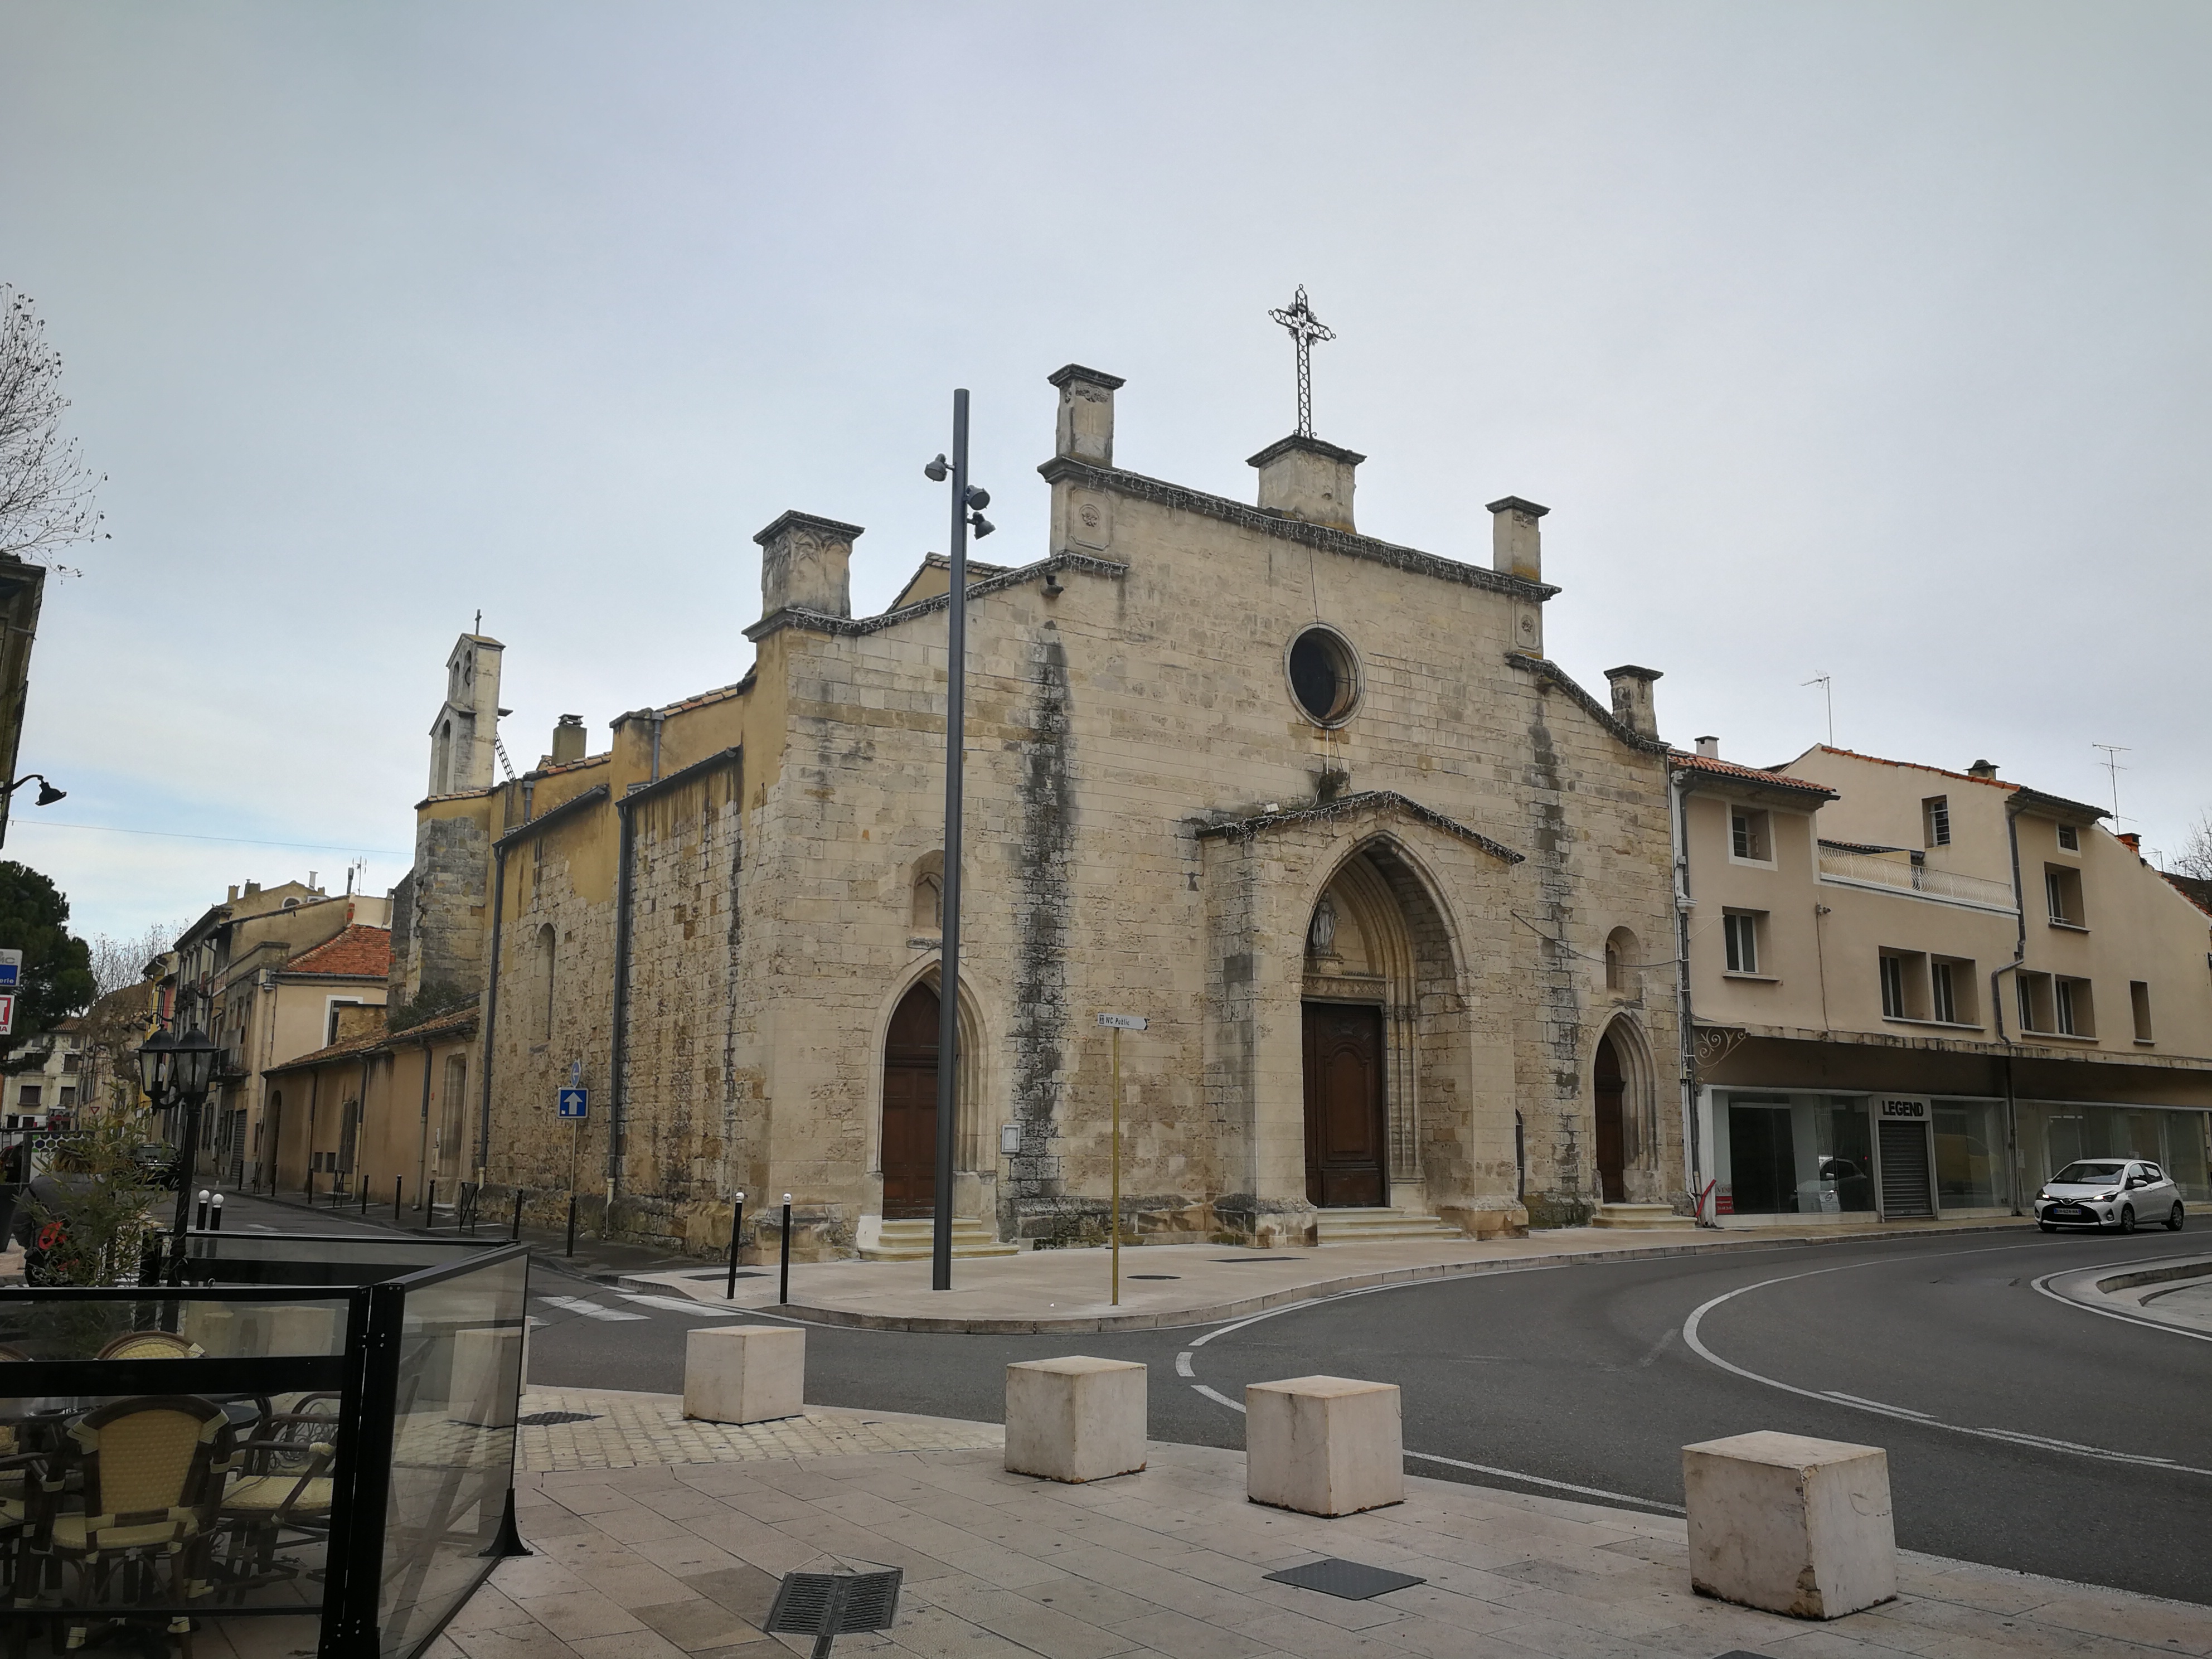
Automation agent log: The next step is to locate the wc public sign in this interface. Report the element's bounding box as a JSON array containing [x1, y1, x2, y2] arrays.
[[1097, 1013, 1147, 1031]]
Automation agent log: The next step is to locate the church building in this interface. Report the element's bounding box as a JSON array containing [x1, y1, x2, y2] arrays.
[[392, 360, 1687, 1257]]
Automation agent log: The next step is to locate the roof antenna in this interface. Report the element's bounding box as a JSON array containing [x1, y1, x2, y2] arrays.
[[2092, 743, 2129, 824], [1802, 674, 1833, 747]]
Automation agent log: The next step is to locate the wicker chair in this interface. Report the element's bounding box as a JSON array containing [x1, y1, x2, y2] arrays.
[[214, 1395, 340, 1599], [30, 1395, 236, 1653], [91, 1334, 203, 1363]]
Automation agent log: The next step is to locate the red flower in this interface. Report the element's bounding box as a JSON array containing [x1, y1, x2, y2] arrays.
[[35, 1221, 62, 1251]]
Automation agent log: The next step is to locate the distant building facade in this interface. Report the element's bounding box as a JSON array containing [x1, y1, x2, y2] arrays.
[[1678, 744, 2212, 1222]]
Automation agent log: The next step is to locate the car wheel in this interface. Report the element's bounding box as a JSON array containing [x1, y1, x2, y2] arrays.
[[2119, 1205, 2137, 1234], [2169, 1203, 2186, 1233]]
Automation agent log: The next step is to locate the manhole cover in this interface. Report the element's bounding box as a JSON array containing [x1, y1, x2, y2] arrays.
[[1263, 1558, 1424, 1600], [765, 1569, 902, 1650], [1127, 1273, 1180, 1280], [516, 1410, 601, 1427]]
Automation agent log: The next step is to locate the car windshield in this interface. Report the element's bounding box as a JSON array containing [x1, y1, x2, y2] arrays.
[[2052, 1162, 2126, 1183]]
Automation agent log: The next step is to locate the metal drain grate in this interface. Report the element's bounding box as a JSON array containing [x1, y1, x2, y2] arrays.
[[515, 1410, 602, 1427], [765, 1568, 903, 1655], [1264, 1558, 1425, 1600]]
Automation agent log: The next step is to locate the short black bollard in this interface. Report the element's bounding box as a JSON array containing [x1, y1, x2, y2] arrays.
[[138, 1236, 164, 1287], [725, 1192, 745, 1301], [304, 1167, 313, 1201], [394, 1175, 403, 1220], [425, 1177, 436, 1223], [195, 1190, 210, 1231], [511, 1188, 524, 1243], [360, 1180, 370, 1217], [209, 1194, 224, 1232], [565, 1193, 578, 1258], [779, 1195, 792, 1306]]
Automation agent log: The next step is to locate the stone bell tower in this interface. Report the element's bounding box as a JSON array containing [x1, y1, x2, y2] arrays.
[[427, 631, 505, 798]]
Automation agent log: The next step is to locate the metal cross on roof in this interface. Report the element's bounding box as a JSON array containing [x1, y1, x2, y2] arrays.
[[1268, 285, 1335, 439]]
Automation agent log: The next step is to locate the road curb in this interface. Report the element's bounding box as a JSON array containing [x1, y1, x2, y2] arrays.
[[621, 1220, 2035, 1335]]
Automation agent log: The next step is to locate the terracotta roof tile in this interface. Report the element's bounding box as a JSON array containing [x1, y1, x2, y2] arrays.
[[284, 925, 391, 979], [1669, 751, 1838, 797], [2164, 872, 2212, 919]]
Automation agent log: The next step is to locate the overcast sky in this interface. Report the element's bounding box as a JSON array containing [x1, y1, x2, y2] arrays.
[[2, 1, 2206, 943]]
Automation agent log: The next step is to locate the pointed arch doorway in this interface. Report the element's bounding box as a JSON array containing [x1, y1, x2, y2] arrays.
[[881, 982, 942, 1218], [1594, 1030, 1627, 1204]]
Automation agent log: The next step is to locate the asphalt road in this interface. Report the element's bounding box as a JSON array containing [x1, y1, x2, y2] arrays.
[[522, 1226, 2212, 1606]]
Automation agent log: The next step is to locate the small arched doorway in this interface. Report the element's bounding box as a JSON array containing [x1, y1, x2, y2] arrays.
[[1593, 1031, 1627, 1204], [881, 982, 940, 1217]]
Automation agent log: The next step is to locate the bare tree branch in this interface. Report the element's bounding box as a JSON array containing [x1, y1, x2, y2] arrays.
[[0, 287, 106, 563], [2172, 813, 2212, 882]]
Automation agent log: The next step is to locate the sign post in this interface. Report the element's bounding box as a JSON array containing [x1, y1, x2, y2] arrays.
[[1097, 1014, 1147, 1306]]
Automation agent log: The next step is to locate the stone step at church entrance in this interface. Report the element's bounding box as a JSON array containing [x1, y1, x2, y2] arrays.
[[859, 1216, 1022, 1262], [1311, 1207, 1468, 1245], [1591, 1202, 1696, 1230]]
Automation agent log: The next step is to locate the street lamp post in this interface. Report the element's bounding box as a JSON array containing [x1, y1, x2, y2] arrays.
[[922, 396, 995, 1293], [138, 1025, 220, 1243]]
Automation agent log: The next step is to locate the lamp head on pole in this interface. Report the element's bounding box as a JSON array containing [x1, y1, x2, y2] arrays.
[[137, 1027, 178, 1099], [168, 1027, 221, 1100]]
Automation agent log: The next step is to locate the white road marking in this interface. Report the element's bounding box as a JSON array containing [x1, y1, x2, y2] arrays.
[[1191, 1384, 1244, 1411], [538, 1294, 648, 1322], [1825, 1390, 1933, 1419], [1405, 1451, 1686, 1515], [2030, 1262, 2212, 1345], [617, 1292, 755, 1317], [1174, 1351, 1195, 1377], [1681, 1245, 2212, 1478]]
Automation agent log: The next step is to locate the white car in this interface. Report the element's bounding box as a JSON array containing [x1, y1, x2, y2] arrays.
[[2034, 1159, 2185, 1234]]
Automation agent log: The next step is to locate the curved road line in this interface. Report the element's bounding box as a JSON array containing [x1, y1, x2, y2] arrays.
[[2030, 1259, 2212, 1345], [1681, 1245, 2212, 1478]]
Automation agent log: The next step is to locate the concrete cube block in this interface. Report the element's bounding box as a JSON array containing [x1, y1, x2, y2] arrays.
[[1246, 1375, 1403, 1516], [683, 1324, 805, 1425], [451, 1324, 528, 1429], [1004, 1356, 1147, 1483], [1682, 1431, 1896, 1619]]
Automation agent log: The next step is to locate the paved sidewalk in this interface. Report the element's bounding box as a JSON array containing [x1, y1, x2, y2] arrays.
[[445, 1398, 2212, 1659], [517, 1388, 1002, 1473], [622, 1217, 2033, 1334]]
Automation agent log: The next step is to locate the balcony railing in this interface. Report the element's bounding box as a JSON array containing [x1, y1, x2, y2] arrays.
[[1817, 847, 2017, 910]]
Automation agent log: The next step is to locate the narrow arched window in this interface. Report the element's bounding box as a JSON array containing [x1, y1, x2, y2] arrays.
[[1605, 926, 1640, 993], [535, 924, 556, 1039], [910, 852, 946, 931]]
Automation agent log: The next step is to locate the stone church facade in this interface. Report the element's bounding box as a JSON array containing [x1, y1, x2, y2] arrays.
[[394, 366, 1685, 1256]]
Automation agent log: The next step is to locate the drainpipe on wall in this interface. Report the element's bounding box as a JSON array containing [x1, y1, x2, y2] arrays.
[[609, 798, 637, 1220], [1670, 766, 1704, 1215], [1990, 800, 2030, 1214]]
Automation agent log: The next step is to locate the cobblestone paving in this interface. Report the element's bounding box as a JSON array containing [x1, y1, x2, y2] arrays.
[[516, 1388, 1003, 1473]]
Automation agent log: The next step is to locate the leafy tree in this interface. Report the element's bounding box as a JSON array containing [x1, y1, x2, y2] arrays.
[[0, 860, 94, 1058]]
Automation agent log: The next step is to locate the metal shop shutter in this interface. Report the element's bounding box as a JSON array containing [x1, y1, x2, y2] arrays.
[[1878, 1120, 1934, 1218]]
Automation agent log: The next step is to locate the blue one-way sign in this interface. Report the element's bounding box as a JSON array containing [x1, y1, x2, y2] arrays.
[[557, 1088, 589, 1119]]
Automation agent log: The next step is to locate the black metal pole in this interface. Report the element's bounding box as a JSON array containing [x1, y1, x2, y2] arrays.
[[566, 1194, 578, 1258], [169, 1092, 203, 1243], [394, 1175, 402, 1219], [511, 1188, 523, 1242], [725, 1192, 744, 1299], [779, 1195, 791, 1306], [360, 1178, 369, 1216], [426, 1176, 436, 1225], [933, 389, 969, 1295]]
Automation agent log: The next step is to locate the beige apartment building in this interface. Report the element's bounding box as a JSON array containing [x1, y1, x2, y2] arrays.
[[1677, 744, 2212, 1224], [167, 880, 393, 1187]]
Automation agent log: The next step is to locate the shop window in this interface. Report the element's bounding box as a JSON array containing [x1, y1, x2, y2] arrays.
[[1933, 1099, 2006, 1209], [2045, 866, 2085, 928], [2131, 981, 2153, 1042], [1729, 808, 1771, 862], [1923, 795, 1951, 848], [2057, 823, 2079, 852], [1879, 950, 1927, 1020], [1723, 910, 1762, 975], [1716, 1093, 1875, 1216], [2055, 977, 2094, 1037]]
